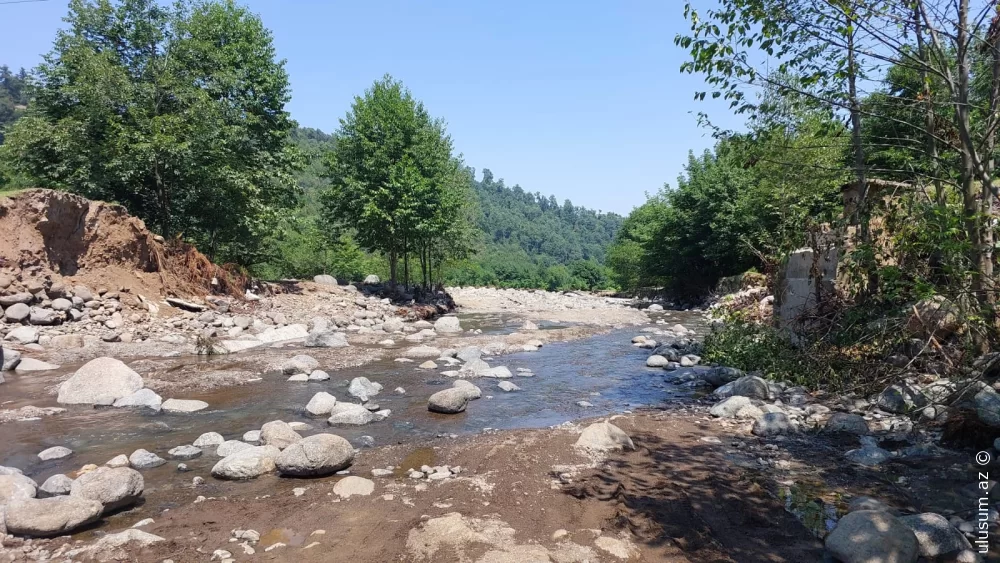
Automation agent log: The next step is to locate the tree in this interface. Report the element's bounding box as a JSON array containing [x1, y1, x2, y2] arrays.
[[0, 0, 299, 264], [0, 65, 29, 145], [321, 75, 474, 287], [676, 0, 1000, 338]]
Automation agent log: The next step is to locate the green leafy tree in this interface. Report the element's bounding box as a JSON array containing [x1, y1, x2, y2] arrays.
[[321, 75, 475, 287], [0, 0, 299, 264], [0, 65, 29, 146]]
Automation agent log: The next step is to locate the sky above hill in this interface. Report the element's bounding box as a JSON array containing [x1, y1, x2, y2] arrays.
[[1, 0, 742, 215]]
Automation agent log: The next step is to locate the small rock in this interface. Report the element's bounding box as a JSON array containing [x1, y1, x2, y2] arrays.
[[167, 446, 202, 460], [161, 399, 209, 413], [332, 476, 375, 498], [38, 446, 73, 461], [38, 474, 74, 497], [129, 449, 166, 469], [193, 432, 225, 448], [574, 422, 635, 451]]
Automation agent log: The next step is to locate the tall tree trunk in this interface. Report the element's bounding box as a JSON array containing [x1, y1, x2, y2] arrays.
[[403, 235, 410, 291], [980, 9, 1000, 333], [846, 10, 874, 296], [389, 248, 398, 288], [914, 4, 944, 205]]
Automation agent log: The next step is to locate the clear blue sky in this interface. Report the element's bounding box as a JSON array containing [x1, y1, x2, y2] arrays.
[[1, 0, 742, 215]]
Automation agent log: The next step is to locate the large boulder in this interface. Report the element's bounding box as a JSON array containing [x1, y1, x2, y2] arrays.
[[877, 383, 928, 414], [57, 357, 144, 405], [825, 413, 870, 435], [729, 375, 770, 400], [709, 396, 763, 419], [211, 445, 280, 480], [348, 377, 382, 402], [305, 392, 338, 417], [898, 513, 972, 558], [260, 421, 302, 450], [700, 366, 743, 387], [646, 355, 670, 368], [313, 274, 337, 285], [452, 380, 482, 400], [906, 295, 961, 339], [3, 302, 29, 322], [428, 388, 470, 414], [192, 432, 224, 448], [281, 354, 319, 375], [0, 292, 32, 307], [5, 326, 39, 344], [406, 345, 442, 359], [574, 422, 635, 451], [434, 316, 462, 334], [112, 389, 163, 411], [974, 387, 1000, 427], [275, 433, 355, 477], [333, 476, 374, 498], [383, 317, 404, 333], [304, 329, 348, 348], [4, 496, 104, 538], [825, 510, 919, 563], [845, 437, 893, 467], [255, 324, 309, 344], [38, 474, 73, 498], [327, 403, 381, 425], [216, 440, 253, 457], [70, 467, 144, 513], [456, 346, 482, 363], [0, 474, 38, 503], [28, 307, 60, 325], [751, 412, 796, 436], [2, 348, 20, 371], [363, 275, 380, 285]]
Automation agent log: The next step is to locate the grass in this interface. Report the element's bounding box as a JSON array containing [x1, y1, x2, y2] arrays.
[[0, 187, 28, 199]]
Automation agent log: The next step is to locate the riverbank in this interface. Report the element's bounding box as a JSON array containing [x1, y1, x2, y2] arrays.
[[0, 285, 989, 562], [4, 406, 830, 562]]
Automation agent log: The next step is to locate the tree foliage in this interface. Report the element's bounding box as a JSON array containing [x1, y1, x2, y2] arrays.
[[0, 65, 29, 145], [609, 98, 845, 297], [0, 0, 299, 265], [320, 75, 476, 287]]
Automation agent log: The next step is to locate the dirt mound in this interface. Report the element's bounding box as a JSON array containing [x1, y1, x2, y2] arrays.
[[0, 189, 237, 301]]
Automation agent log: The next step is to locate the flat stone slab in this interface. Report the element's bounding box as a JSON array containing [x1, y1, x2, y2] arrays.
[[161, 399, 209, 414]]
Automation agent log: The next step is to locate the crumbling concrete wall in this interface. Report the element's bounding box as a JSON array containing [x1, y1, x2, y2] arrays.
[[775, 245, 838, 333]]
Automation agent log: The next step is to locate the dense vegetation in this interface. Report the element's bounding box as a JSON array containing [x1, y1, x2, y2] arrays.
[[603, 0, 1000, 386], [255, 130, 621, 290], [0, 0, 619, 291], [0, 66, 29, 146], [0, 0, 299, 266], [445, 170, 620, 290], [608, 99, 846, 297]]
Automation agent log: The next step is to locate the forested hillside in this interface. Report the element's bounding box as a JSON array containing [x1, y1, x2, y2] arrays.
[[0, 0, 621, 293], [0, 66, 29, 145], [445, 170, 621, 289], [258, 131, 622, 290]]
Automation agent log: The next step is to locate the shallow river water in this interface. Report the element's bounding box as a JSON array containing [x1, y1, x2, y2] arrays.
[[0, 310, 708, 491]]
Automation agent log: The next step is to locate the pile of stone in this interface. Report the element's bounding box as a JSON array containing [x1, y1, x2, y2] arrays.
[[0, 463, 144, 538], [0, 278, 134, 345], [824, 500, 977, 563]]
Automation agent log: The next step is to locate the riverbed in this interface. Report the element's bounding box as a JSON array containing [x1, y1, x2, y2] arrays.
[[0, 310, 708, 506]]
